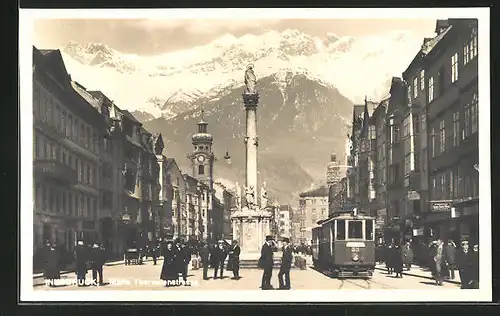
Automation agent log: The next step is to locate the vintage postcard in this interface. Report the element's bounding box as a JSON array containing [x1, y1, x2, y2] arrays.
[[19, 7, 491, 302]]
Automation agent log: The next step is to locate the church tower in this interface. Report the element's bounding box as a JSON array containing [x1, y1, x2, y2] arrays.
[[188, 109, 214, 189]]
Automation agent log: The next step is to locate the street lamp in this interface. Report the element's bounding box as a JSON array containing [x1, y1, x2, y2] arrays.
[[224, 149, 231, 165]]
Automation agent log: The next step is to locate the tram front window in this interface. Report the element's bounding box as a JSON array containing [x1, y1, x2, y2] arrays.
[[365, 220, 374, 240], [336, 220, 346, 240], [347, 220, 363, 239]]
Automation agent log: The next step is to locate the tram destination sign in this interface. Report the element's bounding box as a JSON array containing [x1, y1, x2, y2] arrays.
[[431, 201, 452, 212]]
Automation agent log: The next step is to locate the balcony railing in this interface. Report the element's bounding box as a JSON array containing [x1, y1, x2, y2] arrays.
[[34, 159, 78, 185]]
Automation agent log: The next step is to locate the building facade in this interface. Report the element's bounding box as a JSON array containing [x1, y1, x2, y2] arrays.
[[33, 48, 107, 259], [423, 19, 479, 244], [164, 158, 187, 239], [297, 186, 329, 244], [278, 205, 292, 238]]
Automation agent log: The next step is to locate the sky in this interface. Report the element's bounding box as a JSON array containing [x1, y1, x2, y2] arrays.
[[33, 19, 437, 55]]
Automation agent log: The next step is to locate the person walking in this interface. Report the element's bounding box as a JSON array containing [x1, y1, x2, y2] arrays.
[[278, 237, 293, 290], [470, 244, 479, 289], [90, 242, 106, 286], [433, 239, 446, 286], [402, 241, 414, 271], [385, 242, 394, 275], [227, 240, 241, 280], [151, 242, 159, 266], [444, 239, 457, 280], [199, 242, 211, 280], [43, 242, 60, 287], [160, 241, 177, 287], [393, 242, 404, 278], [175, 239, 191, 285], [456, 240, 472, 289], [212, 241, 228, 279], [259, 236, 276, 290], [74, 240, 88, 287]]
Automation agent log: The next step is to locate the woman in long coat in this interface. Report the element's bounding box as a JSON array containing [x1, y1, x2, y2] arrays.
[[385, 243, 394, 274], [43, 243, 60, 286], [160, 241, 177, 286], [402, 242, 414, 271]]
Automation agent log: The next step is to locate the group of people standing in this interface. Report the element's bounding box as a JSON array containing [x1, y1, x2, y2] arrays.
[[376, 238, 479, 289], [41, 239, 107, 287], [258, 236, 293, 290]]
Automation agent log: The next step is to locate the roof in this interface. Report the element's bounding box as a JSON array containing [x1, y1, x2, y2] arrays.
[[165, 158, 176, 170], [353, 104, 365, 118], [299, 186, 329, 198], [122, 109, 142, 124]]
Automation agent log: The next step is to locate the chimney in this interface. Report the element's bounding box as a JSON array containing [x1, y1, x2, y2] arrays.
[[435, 19, 450, 35]]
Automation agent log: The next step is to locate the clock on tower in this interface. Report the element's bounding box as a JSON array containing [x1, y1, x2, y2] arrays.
[[188, 109, 214, 187]]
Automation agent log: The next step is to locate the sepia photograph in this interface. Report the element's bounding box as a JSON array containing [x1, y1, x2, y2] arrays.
[[19, 7, 491, 302]]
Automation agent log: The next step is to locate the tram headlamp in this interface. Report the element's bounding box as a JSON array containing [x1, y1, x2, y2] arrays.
[[352, 252, 359, 262]]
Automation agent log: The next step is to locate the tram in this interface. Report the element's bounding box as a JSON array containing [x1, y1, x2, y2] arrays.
[[312, 208, 376, 278]]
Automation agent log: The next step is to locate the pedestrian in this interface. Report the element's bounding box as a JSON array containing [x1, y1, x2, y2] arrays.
[[259, 235, 276, 290], [470, 244, 479, 289], [74, 240, 88, 287], [385, 243, 394, 274], [90, 243, 105, 286], [227, 240, 241, 280], [199, 242, 211, 280], [43, 242, 60, 287], [393, 243, 404, 278], [456, 240, 472, 289], [212, 240, 228, 279], [433, 239, 446, 286], [444, 239, 457, 280], [402, 241, 413, 271], [151, 242, 159, 266], [278, 237, 293, 290], [174, 239, 191, 285], [160, 241, 177, 287]]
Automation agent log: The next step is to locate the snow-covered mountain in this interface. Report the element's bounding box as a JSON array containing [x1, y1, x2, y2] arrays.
[[58, 29, 424, 119]]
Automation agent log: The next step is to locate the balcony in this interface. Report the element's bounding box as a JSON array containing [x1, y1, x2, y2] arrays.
[[34, 159, 78, 185]]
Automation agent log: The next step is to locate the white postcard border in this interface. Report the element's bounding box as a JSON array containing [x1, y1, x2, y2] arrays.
[[19, 7, 491, 302]]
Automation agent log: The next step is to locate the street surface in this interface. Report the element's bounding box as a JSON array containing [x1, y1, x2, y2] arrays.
[[34, 259, 461, 291]]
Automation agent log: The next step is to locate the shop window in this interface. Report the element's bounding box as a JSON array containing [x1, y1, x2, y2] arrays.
[[348, 220, 363, 239]]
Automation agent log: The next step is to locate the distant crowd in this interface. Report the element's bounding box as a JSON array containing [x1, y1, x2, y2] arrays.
[[375, 238, 479, 289]]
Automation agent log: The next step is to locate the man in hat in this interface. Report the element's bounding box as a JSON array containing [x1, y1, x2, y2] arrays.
[[90, 242, 106, 285], [212, 240, 228, 279], [199, 242, 211, 280], [174, 238, 191, 285], [259, 236, 275, 290], [456, 239, 472, 289], [74, 240, 88, 286], [278, 237, 293, 290], [227, 240, 241, 280]]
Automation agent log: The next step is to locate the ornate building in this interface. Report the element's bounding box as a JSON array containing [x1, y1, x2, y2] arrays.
[[163, 158, 186, 239], [297, 186, 329, 244], [33, 47, 107, 256]]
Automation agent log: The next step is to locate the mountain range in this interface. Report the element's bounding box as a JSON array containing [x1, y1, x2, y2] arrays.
[[55, 28, 425, 204]]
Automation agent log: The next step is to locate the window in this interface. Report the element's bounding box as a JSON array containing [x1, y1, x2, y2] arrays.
[[413, 77, 418, 98], [428, 76, 434, 103], [464, 43, 470, 66], [365, 220, 374, 241], [451, 53, 459, 83], [347, 220, 363, 239], [431, 128, 436, 157], [420, 70, 425, 91], [471, 93, 478, 134], [198, 165, 205, 175], [47, 99, 53, 124], [68, 115, 73, 139], [464, 103, 471, 139], [448, 171, 454, 199], [394, 124, 400, 143], [370, 125, 376, 140], [453, 111, 460, 146], [470, 28, 478, 59], [440, 174, 446, 200], [439, 120, 446, 154], [336, 220, 345, 240]]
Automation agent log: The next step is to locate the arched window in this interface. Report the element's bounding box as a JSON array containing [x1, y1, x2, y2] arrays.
[[198, 165, 205, 175]]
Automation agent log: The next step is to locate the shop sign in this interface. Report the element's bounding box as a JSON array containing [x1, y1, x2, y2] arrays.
[[413, 228, 424, 236], [431, 201, 452, 212], [407, 191, 420, 201], [375, 208, 386, 229]]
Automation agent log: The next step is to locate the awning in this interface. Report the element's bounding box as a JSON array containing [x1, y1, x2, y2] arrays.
[[451, 197, 479, 207]]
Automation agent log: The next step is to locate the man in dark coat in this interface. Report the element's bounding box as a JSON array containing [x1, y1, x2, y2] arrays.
[[43, 242, 60, 286], [402, 241, 414, 271], [90, 243, 106, 285], [259, 236, 276, 290], [174, 239, 191, 285], [199, 242, 211, 280], [150, 242, 159, 265], [456, 240, 473, 289], [278, 237, 293, 290], [445, 240, 457, 280], [212, 241, 228, 279], [227, 240, 241, 280], [393, 243, 404, 278], [74, 240, 88, 286], [160, 241, 177, 286]]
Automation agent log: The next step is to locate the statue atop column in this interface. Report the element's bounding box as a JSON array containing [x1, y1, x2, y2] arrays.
[[245, 185, 255, 208], [260, 181, 268, 209], [244, 64, 257, 95]]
